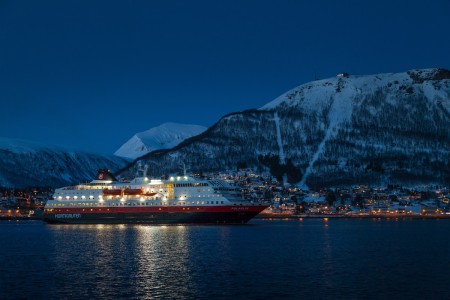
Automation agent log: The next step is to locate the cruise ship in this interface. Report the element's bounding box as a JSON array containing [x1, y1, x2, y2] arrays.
[[43, 169, 268, 224]]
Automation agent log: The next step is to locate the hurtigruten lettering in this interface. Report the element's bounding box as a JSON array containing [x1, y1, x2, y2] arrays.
[[55, 214, 81, 219]]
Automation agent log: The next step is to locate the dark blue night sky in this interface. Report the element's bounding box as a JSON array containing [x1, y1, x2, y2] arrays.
[[1, 0, 449, 154]]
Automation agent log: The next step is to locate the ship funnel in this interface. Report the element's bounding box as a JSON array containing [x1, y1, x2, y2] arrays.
[[97, 169, 118, 181]]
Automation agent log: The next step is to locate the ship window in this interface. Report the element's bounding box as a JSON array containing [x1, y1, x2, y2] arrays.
[[221, 201, 223, 204], [206, 201, 209, 204]]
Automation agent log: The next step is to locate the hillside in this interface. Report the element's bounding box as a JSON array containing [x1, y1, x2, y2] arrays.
[[118, 68, 450, 187]]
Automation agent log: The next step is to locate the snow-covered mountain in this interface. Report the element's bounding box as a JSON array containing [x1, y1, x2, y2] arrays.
[[0, 138, 128, 188], [119, 68, 450, 187], [114, 122, 207, 159]]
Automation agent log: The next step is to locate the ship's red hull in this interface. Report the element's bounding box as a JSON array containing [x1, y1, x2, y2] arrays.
[[43, 205, 268, 224]]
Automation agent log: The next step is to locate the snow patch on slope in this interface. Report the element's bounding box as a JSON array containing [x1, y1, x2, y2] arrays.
[[299, 85, 355, 186]]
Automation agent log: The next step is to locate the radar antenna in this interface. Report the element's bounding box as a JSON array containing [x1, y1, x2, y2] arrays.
[[180, 163, 188, 176], [143, 164, 148, 177], [136, 161, 149, 177]]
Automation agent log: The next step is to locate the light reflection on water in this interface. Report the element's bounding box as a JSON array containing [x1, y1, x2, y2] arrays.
[[49, 224, 202, 299], [133, 226, 194, 299], [1, 219, 450, 299]]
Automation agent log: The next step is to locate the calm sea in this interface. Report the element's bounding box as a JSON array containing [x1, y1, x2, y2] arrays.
[[0, 218, 449, 299]]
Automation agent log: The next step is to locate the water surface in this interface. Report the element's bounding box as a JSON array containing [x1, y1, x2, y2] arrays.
[[0, 219, 449, 299]]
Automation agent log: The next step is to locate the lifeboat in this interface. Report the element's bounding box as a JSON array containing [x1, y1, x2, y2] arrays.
[[102, 189, 122, 196], [143, 192, 157, 197], [123, 188, 144, 195]]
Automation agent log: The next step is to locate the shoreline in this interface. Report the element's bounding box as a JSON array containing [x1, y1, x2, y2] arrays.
[[2, 214, 450, 222], [256, 213, 450, 219], [0, 216, 42, 221]]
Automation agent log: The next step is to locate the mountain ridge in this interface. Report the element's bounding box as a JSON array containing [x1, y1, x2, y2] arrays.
[[0, 138, 128, 188]]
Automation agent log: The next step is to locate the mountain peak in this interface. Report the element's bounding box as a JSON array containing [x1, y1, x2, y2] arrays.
[[114, 122, 207, 159], [260, 68, 450, 111]]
